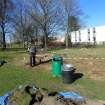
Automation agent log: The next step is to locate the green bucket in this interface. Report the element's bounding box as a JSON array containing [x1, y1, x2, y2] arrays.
[[51, 55, 63, 77]]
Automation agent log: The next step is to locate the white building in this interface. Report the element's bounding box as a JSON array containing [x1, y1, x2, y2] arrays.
[[71, 25, 105, 44]]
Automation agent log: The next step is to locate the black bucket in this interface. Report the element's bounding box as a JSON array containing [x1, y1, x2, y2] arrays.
[[62, 64, 74, 84]]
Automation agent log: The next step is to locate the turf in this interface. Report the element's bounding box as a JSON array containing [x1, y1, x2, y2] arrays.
[[0, 48, 105, 101]]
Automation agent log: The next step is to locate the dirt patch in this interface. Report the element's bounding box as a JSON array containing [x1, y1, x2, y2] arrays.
[[13, 53, 105, 81], [63, 58, 105, 81], [86, 99, 105, 105]]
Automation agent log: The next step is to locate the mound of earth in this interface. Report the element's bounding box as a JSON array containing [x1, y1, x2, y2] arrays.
[[8, 85, 105, 105]]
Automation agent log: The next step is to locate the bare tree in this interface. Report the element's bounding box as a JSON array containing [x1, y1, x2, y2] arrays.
[[12, 0, 35, 48], [29, 0, 62, 50], [61, 0, 82, 48], [0, 0, 14, 49]]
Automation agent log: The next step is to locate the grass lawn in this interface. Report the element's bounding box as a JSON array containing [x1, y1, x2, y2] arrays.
[[1, 47, 105, 102]]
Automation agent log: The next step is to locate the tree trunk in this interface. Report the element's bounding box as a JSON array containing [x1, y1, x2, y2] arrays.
[[2, 30, 6, 49], [44, 31, 48, 51], [44, 19, 48, 51], [66, 16, 69, 48], [22, 33, 25, 48], [35, 28, 38, 46], [69, 32, 72, 47], [65, 31, 69, 48], [26, 36, 29, 48], [1, 24, 6, 50]]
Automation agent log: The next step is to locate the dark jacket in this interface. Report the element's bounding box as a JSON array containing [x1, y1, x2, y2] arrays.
[[29, 46, 36, 54]]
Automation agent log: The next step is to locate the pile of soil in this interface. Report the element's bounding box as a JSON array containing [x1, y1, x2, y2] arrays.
[[8, 85, 105, 105]]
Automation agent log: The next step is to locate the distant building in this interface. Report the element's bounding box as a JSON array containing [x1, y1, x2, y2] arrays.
[[71, 25, 105, 44], [51, 25, 105, 45]]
